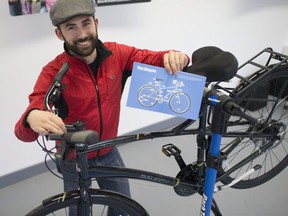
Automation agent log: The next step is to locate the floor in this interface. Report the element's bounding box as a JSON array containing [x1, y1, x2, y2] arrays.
[[1, 134, 288, 216]]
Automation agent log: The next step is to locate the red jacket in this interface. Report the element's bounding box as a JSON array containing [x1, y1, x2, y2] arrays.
[[14, 41, 173, 158]]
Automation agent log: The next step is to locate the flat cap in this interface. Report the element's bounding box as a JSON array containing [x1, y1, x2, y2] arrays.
[[49, 0, 96, 26]]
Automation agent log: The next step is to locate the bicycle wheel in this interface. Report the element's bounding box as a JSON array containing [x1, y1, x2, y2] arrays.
[[169, 92, 191, 113], [218, 66, 288, 189], [137, 85, 158, 107], [26, 189, 149, 216]]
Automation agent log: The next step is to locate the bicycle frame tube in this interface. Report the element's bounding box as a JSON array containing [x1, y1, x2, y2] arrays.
[[87, 165, 199, 192]]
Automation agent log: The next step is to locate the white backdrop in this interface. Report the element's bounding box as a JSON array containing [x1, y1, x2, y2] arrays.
[[1, 0, 288, 177]]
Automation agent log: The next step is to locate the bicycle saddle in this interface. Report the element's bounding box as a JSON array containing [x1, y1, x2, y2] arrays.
[[183, 46, 238, 82]]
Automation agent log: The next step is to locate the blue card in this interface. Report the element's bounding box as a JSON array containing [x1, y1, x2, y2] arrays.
[[126, 62, 206, 120]]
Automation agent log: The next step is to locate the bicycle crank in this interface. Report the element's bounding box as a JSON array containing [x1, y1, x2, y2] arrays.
[[162, 144, 198, 196]]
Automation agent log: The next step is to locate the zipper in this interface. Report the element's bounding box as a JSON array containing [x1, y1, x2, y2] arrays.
[[94, 84, 103, 139], [83, 63, 103, 140]]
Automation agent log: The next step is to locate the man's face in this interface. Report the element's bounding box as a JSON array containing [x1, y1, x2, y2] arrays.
[[56, 15, 98, 57]]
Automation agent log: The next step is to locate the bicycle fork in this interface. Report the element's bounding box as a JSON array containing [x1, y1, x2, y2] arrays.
[[75, 143, 92, 216]]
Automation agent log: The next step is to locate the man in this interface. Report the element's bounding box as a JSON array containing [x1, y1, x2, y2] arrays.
[[14, 0, 189, 215]]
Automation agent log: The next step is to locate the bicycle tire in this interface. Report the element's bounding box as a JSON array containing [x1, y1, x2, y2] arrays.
[[138, 85, 159, 107], [26, 189, 149, 216], [169, 92, 191, 114], [218, 65, 288, 189]]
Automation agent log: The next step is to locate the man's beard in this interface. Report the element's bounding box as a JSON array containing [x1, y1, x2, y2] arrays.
[[65, 34, 98, 57]]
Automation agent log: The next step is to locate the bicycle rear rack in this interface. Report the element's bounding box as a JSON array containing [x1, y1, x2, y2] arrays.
[[214, 47, 288, 97]]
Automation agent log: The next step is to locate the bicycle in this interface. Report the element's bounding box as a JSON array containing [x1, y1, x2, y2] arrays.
[[26, 46, 288, 216], [137, 78, 191, 114]]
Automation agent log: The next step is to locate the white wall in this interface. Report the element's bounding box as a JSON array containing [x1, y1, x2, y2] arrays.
[[1, 0, 288, 177]]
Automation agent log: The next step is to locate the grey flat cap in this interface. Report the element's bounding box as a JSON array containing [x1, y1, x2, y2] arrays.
[[50, 0, 96, 26]]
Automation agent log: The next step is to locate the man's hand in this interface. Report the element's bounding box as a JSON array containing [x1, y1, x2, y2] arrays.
[[163, 51, 189, 75], [26, 110, 67, 136]]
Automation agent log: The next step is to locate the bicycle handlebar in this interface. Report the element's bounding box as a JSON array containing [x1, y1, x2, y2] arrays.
[[44, 62, 70, 112], [53, 62, 70, 83]]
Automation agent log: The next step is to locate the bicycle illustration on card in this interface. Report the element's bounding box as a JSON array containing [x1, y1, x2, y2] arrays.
[[137, 78, 191, 114]]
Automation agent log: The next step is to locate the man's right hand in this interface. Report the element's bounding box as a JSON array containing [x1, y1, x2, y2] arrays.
[[26, 110, 67, 136]]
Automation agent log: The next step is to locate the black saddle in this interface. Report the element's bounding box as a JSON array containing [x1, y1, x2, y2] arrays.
[[183, 46, 238, 82]]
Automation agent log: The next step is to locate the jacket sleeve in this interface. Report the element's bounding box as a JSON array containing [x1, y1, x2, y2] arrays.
[[14, 108, 40, 142], [14, 64, 58, 142], [107, 42, 190, 71]]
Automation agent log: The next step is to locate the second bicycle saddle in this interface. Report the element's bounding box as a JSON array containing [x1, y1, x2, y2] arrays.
[[183, 46, 238, 82]]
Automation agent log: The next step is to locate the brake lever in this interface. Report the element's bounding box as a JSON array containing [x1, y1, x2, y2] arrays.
[[44, 62, 70, 112]]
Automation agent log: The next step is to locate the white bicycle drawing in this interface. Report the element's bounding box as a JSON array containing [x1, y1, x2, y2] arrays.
[[137, 78, 191, 114]]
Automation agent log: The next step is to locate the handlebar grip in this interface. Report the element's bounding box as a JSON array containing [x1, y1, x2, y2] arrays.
[[64, 130, 99, 144], [48, 130, 99, 145], [53, 62, 70, 83]]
